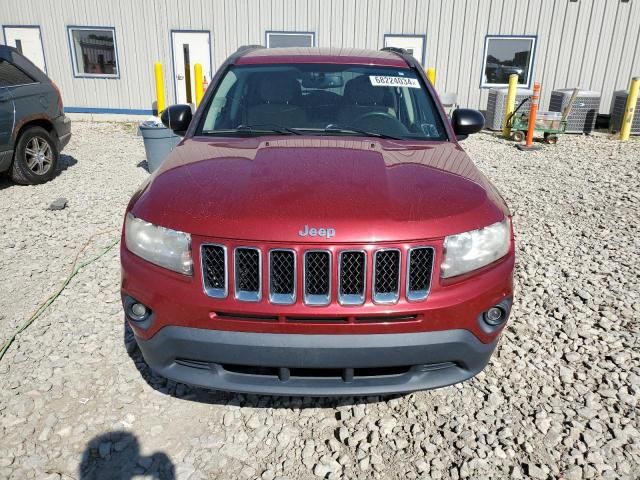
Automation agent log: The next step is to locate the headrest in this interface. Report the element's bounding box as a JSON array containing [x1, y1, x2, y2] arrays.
[[258, 74, 301, 103], [343, 75, 386, 105]]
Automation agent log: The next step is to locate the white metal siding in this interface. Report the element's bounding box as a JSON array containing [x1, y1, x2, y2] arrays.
[[1, 0, 638, 113]]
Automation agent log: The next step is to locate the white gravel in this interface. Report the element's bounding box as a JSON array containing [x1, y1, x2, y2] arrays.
[[0, 121, 638, 479]]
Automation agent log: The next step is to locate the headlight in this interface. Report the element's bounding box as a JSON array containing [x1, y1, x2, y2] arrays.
[[441, 218, 511, 278], [125, 213, 193, 275]]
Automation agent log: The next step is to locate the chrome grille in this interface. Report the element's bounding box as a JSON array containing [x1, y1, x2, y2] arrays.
[[201, 244, 227, 298], [269, 249, 296, 304], [407, 247, 435, 301], [234, 247, 261, 301], [373, 249, 401, 304], [304, 251, 331, 306], [201, 244, 433, 305], [338, 251, 366, 305]]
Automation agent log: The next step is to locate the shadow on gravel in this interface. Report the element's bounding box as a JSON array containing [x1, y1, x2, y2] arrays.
[[58, 154, 78, 175], [0, 154, 77, 190], [79, 431, 175, 480], [123, 320, 404, 409]]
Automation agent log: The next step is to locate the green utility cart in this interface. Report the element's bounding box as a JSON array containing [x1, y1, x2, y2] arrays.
[[508, 110, 567, 144], [506, 88, 578, 144]]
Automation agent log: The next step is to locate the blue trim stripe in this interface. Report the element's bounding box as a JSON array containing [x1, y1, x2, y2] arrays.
[[65, 107, 153, 115]]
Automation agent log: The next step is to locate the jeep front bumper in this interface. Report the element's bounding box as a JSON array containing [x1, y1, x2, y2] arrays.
[[135, 326, 499, 396]]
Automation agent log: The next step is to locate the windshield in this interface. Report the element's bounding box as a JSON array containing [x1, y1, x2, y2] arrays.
[[196, 64, 448, 140]]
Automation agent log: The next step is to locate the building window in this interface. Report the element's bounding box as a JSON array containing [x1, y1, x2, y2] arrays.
[[68, 27, 119, 77], [265, 31, 315, 48], [0, 59, 35, 86], [383, 34, 426, 66], [481, 36, 536, 88]]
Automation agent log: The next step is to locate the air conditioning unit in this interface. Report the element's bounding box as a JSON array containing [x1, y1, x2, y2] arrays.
[[485, 88, 532, 131], [549, 89, 600, 133], [609, 90, 640, 134]]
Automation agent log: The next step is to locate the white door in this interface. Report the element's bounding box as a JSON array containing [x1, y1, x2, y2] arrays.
[[172, 31, 211, 105], [384, 35, 425, 67], [4, 27, 47, 73]]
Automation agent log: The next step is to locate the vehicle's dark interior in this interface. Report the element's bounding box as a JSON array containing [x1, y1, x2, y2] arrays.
[[200, 65, 447, 140]]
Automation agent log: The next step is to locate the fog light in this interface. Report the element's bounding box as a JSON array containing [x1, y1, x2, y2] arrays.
[[126, 299, 150, 322], [484, 307, 506, 326], [131, 303, 147, 318]]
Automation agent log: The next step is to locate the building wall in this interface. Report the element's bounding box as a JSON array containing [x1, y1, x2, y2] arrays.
[[1, 0, 639, 114]]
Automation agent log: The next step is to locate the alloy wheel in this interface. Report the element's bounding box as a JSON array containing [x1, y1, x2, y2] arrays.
[[25, 136, 53, 175]]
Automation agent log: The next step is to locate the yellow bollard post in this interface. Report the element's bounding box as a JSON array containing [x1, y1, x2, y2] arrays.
[[426, 68, 436, 87], [194, 63, 204, 107], [502, 74, 519, 138], [620, 76, 640, 141], [154, 62, 165, 116]]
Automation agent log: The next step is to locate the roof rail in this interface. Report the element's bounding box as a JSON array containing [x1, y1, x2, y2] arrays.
[[235, 45, 265, 54], [380, 46, 425, 73], [380, 47, 408, 56]]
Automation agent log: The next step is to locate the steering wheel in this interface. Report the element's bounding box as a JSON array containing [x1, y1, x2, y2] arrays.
[[353, 111, 397, 123]]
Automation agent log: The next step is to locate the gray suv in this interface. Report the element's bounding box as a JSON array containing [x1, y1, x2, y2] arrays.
[[0, 45, 71, 184]]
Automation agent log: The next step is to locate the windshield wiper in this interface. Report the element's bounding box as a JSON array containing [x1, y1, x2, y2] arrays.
[[237, 124, 303, 135], [202, 124, 303, 136], [323, 125, 404, 140]]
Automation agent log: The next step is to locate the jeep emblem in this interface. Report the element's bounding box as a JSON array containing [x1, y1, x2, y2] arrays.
[[298, 225, 336, 239]]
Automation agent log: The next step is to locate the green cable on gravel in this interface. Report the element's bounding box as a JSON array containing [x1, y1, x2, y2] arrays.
[[0, 237, 121, 363]]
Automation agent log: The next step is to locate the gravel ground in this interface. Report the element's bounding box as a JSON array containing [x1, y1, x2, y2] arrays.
[[0, 121, 638, 480]]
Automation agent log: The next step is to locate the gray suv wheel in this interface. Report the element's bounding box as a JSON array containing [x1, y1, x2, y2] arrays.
[[11, 126, 59, 185]]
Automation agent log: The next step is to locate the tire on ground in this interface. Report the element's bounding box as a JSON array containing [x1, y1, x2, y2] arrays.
[[512, 131, 525, 142], [11, 126, 59, 185]]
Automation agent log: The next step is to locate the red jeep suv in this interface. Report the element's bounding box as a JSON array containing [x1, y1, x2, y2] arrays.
[[121, 46, 515, 396]]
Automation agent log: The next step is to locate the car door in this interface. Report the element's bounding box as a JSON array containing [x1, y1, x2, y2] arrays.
[[0, 86, 15, 157], [0, 55, 45, 148]]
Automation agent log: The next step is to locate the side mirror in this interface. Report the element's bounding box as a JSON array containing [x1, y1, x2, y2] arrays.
[[451, 108, 485, 140], [160, 104, 193, 135]]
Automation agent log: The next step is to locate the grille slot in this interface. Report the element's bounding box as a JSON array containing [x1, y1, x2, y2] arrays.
[[354, 314, 419, 323], [214, 312, 278, 322], [286, 316, 349, 323], [304, 250, 331, 306], [338, 250, 366, 305], [269, 249, 296, 304], [201, 244, 227, 298], [407, 247, 435, 301], [234, 247, 261, 301], [220, 364, 412, 380], [373, 249, 401, 304]]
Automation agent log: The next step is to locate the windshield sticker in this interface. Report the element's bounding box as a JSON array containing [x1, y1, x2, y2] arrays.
[[369, 75, 421, 88]]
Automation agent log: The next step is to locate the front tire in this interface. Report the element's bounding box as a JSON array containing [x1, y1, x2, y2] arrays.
[[11, 127, 59, 185]]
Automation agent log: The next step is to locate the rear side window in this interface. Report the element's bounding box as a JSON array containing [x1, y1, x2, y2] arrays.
[[0, 59, 34, 86]]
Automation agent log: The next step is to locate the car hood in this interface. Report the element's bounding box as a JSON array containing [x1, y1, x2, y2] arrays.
[[131, 136, 509, 242]]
